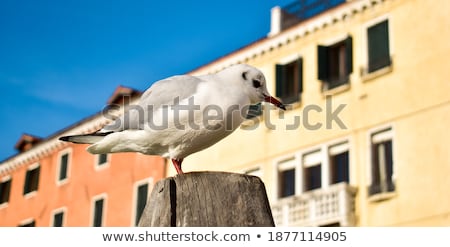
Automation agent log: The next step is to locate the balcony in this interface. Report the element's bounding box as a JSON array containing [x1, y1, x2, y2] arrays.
[[269, 0, 346, 36], [271, 182, 357, 226]]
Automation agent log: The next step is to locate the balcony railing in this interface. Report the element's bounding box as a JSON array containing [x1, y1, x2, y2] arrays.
[[280, 0, 346, 31], [271, 182, 357, 226]]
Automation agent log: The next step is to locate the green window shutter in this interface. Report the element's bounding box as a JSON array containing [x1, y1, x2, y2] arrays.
[[31, 167, 40, 192], [345, 36, 353, 75], [59, 154, 68, 181], [93, 199, 104, 227], [246, 103, 262, 119], [368, 20, 390, 72], [24, 171, 31, 194], [24, 166, 40, 194], [275, 64, 285, 98], [135, 184, 149, 226], [317, 45, 329, 81], [0, 179, 12, 203], [297, 58, 303, 93]]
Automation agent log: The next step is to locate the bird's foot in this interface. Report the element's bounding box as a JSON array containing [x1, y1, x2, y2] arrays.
[[171, 158, 184, 174]]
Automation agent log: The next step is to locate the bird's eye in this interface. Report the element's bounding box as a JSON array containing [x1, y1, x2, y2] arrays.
[[242, 71, 248, 80], [252, 79, 261, 88]]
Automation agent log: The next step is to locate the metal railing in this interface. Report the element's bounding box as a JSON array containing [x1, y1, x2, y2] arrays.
[[280, 0, 346, 30]]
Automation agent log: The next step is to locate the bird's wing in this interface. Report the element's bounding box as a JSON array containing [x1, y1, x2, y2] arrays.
[[101, 75, 206, 132]]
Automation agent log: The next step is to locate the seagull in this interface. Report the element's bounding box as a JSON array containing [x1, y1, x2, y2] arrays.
[[59, 64, 286, 174]]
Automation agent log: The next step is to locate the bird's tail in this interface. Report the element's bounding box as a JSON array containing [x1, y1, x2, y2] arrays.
[[59, 132, 113, 144]]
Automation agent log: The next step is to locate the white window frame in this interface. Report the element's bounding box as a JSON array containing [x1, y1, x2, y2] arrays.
[[317, 33, 354, 93], [95, 153, 110, 170], [18, 217, 35, 227], [50, 207, 67, 227], [56, 148, 72, 185], [367, 125, 396, 200], [328, 141, 351, 185], [302, 149, 323, 191], [131, 178, 153, 226], [275, 54, 304, 107], [273, 155, 300, 200], [91, 193, 107, 227], [273, 137, 352, 201], [278, 53, 302, 66]]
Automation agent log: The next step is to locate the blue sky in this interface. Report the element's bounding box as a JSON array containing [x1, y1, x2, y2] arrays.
[[0, 0, 294, 160]]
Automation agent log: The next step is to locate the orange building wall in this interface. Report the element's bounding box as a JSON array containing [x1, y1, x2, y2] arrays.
[[0, 143, 166, 226]]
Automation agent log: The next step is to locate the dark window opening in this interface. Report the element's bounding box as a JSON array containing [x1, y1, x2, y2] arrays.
[[59, 153, 69, 181], [318, 36, 353, 89], [279, 168, 296, 198], [330, 151, 349, 184], [369, 139, 395, 195], [304, 164, 322, 191], [93, 198, 104, 227], [321, 222, 341, 227], [0, 179, 12, 204], [24, 166, 40, 195], [98, 154, 108, 166], [19, 220, 35, 227], [276, 58, 303, 104], [135, 184, 149, 226], [53, 212, 64, 227]]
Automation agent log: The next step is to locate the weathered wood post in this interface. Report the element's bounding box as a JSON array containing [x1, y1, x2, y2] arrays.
[[138, 171, 275, 227]]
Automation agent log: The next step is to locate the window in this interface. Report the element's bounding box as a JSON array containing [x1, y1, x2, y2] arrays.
[[275, 140, 350, 197], [19, 219, 35, 227], [52, 210, 65, 227], [280, 169, 295, 197], [92, 196, 106, 227], [246, 103, 262, 119], [58, 152, 70, 183], [276, 58, 303, 104], [97, 153, 108, 167], [303, 151, 322, 191], [24, 165, 40, 195], [329, 143, 349, 184], [134, 183, 149, 226], [277, 158, 296, 198], [304, 165, 321, 191], [367, 20, 391, 73], [318, 36, 353, 89], [330, 152, 349, 184], [0, 177, 12, 205], [369, 128, 395, 196]]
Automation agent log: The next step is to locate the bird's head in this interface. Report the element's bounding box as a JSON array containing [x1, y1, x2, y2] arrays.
[[231, 64, 286, 110]]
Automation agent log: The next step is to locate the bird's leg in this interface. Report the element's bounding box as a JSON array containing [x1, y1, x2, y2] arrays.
[[171, 158, 184, 174]]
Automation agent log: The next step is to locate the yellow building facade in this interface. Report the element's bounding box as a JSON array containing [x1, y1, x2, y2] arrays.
[[176, 0, 450, 226]]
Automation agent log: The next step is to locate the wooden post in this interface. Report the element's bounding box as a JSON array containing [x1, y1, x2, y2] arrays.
[[138, 171, 275, 227]]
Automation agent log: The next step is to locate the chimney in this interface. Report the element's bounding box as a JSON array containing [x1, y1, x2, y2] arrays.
[[268, 6, 282, 37], [106, 85, 142, 106], [15, 134, 42, 153]]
